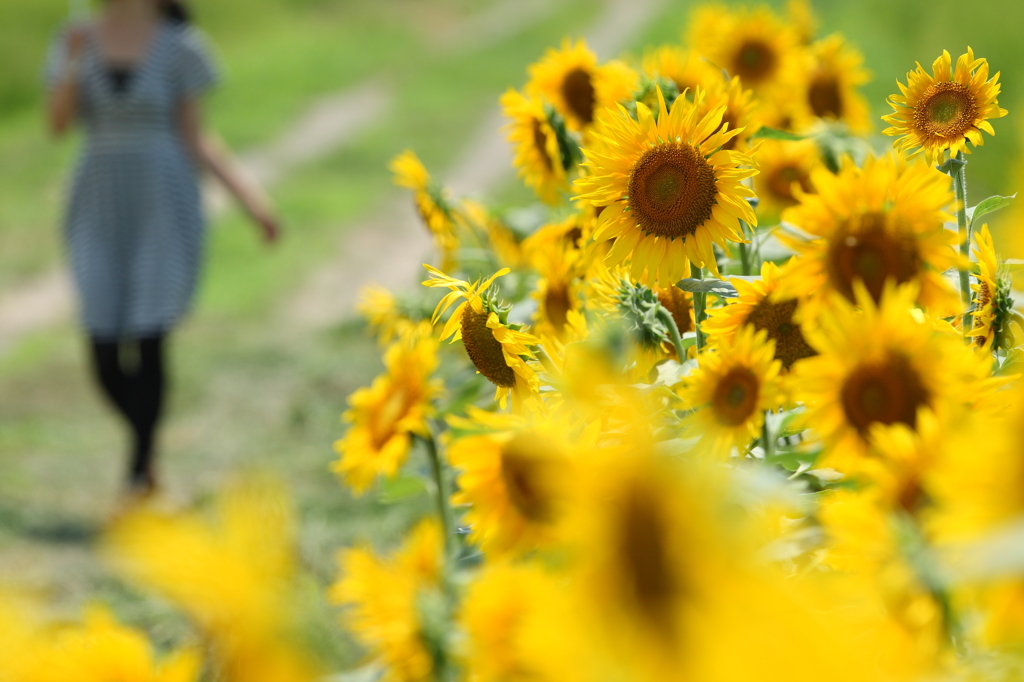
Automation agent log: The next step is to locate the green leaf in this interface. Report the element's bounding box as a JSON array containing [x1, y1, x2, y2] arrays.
[[968, 194, 1016, 227], [1003, 259, 1024, 273], [750, 126, 806, 141], [674, 278, 739, 297], [765, 448, 818, 472]]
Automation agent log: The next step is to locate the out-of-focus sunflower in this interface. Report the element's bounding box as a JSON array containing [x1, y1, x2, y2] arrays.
[[330, 519, 446, 682], [41, 607, 201, 682], [458, 199, 525, 270], [521, 214, 589, 268], [458, 562, 559, 682], [688, 4, 803, 98], [105, 479, 317, 682], [332, 326, 442, 494], [526, 38, 638, 134], [531, 246, 584, 342], [883, 48, 1007, 163], [640, 45, 721, 98], [778, 155, 960, 316], [787, 0, 817, 45], [680, 324, 782, 455], [970, 224, 1014, 350], [447, 408, 582, 557], [574, 89, 758, 282], [795, 283, 989, 482], [751, 138, 822, 217], [697, 74, 760, 152], [796, 34, 871, 134], [703, 261, 816, 371], [500, 89, 568, 205], [423, 266, 540, 409], [653, 283, 695, 337], [390, 150, 459, 266], [357, 285, 419, 347]]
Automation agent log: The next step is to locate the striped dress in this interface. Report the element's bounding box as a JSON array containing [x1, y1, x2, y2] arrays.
[[46, 21, 217, 340]]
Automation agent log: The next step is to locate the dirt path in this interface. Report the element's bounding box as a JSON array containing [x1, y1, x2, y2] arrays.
[[284, 0, 667, 329]]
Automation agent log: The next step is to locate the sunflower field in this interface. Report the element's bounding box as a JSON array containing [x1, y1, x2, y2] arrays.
[[5, 1, 1024, 680]]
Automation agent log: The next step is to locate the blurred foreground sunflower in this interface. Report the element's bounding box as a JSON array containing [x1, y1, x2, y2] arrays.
[[883, 48, 1007, 162], [390, 150, 459, 266]]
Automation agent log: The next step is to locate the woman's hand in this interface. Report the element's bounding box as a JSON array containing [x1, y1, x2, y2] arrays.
[[250, 206, 281, 244], [48, 24, 90, 136]]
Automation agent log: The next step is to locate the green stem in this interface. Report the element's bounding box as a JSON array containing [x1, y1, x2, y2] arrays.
[[657, 307, 686, 361], [950, 151, 972, 342], [738, 219, 752, 276], [422, 430, 455, 561], [761, 411, 775, 459], [692, 267, 707, 354]]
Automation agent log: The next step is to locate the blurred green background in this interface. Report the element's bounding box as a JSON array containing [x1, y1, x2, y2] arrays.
[[0, 0, 1020, 668]]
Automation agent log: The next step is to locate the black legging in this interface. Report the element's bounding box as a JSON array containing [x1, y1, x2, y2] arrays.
[[89, 335, 166, 484]]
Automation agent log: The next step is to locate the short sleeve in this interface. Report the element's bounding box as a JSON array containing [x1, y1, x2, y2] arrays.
[[174, 26, 219, 98], [43, 26, 71, 92]]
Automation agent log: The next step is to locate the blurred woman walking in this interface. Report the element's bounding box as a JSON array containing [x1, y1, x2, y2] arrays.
[[46, 0, 279, 498]]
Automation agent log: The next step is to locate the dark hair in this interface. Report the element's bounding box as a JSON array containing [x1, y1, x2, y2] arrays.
[[159, 0, 190, 24]]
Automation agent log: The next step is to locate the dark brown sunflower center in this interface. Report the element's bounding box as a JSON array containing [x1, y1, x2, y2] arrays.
[[561, 67, 596, 125], [914, 81, 978, 139], [732, 39, 777, 84], [544, 283, 572, 334], [655, 285, 694, 335], [618, 481, 679, 630], [711, 366, 760, 426], [461, 306, 516, 388], [500, 432, 562, 522], [808, 74, 843, 119], [531, 117, 554, 172], [745, 298, 816, 369], [765, 163, 811, 205], [826, 212, 920, 304], [840, 354, 929, 435], [628, 143, 718, 240]]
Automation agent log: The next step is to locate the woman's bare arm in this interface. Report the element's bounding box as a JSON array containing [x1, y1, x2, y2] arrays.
[[178, 97, 279, 243], [48, 26, 89, 136]]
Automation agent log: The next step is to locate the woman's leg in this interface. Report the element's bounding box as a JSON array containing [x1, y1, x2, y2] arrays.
[[89, 338, 133, 421], [127, 334, 166, 488]]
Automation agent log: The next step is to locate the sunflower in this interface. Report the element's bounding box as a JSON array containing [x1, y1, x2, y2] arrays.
[[794, 282, 989, 481], [330, 519, 446, 682], [688, 4, 803, 98], [423, 266, 540, 409], [531, 245, 584, 342], [970, 224, 1014, 350], [526, 38, 638, 134], [778, 155, 960, 316], [883, 48, 1008, 163], [332, 327, 442, 495], [680, 324, 782, 456], [641, 45, 721, 99], [41, 607, 202, 682], [787, 0, 817, 45], [501, 89, 569, 205], [390, 150, 459, 266], [751, 138, 822, 217], [574, 88, 758, 283], [105, 479, 301, 658], [703, 261, 816, 370], [694, 74, 760, 153], [521, 214, 590, 269], [357, 285, 418, 347], [797, 34, 871, 134], [447, 409, 583, 557]]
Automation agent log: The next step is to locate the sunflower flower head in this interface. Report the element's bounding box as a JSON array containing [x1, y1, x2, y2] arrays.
[[500, 89, 570, 205], [798, 33, 872, 134], [703, 260, 816, 371], [526, 38, 638, 135], [778, 154, 960, 317], [971, 223, 1015, 351], [423, 266, 540, 409], [883, 48, 1008, 163], [751, 138, 822, 217], [390, 150, 460, 265], [574, 87, 758, 283], [329, 519, 447, 682], [332, 325, 443, 494], [680, 324, 782, 456]]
